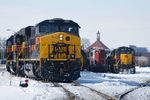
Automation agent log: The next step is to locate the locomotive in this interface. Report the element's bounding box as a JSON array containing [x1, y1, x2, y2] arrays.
[[106, 46, 136, 73], [6, 18, 82, 82], [88, 48, 107, 72]]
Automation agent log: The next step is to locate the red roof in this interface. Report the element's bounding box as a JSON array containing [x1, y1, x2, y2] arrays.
[[86, 40, 109, 52]]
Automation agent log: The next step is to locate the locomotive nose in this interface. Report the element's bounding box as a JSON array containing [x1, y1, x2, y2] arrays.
[[121, 54, 132, 65]]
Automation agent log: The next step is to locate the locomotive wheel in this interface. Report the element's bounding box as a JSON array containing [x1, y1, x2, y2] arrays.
[[10, 64, 17, 74], [33, 63, 41, 78], [110, 66, 114, 73], [18, 65, 25, 77], [23, 63, 37, 78], [133, 68, 136, 73], [131, 68, 136, 74], [119, 68, 124, 74], [113, 67, 119, 73], [6, 66, 11, 72]]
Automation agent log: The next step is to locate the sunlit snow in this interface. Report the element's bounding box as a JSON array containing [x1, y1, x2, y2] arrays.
[[0, 65, 150, 100]]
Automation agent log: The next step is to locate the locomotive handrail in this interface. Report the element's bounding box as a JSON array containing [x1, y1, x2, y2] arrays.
[[6, 52, 12, 60], [116, 59, 121, 68], [6, 52, 12, 66], [133, 58, 136, 66]]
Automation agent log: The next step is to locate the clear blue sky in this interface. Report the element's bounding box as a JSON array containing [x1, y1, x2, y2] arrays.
[[0, 0, 150, 50]]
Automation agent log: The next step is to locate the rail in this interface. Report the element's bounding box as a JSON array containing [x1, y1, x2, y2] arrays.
[[72, 82, 116, 100], [53, 82, 82, 100], [115, 79, 150, 100]]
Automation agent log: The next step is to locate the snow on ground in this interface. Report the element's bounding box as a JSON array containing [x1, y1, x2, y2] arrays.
[[76, 71, 137, 97], [0, 67, 68, 100], [123, 86, 150, 100], [76, 66, 150, 99], [59, 83, 106, 100], [0, 66, 150, 100]]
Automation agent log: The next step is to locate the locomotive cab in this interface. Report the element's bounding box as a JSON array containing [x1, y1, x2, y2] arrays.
[[107, 47, 136, 74], [36, 19, 81, 81]]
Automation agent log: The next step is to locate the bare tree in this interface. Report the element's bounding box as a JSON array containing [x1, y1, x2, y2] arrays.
[[138, 56, 148, 67], [81, 38, 90, 50], [0, 38, 6, 48], [0, 37, 1, 47]]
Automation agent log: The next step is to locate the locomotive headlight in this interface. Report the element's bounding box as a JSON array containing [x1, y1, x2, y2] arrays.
[[60, 37, 63, 41], [70, 54, 75, 59], [59, 35, 63, 38], [50, 54, 54, 58], [59, 35, 63, 41]]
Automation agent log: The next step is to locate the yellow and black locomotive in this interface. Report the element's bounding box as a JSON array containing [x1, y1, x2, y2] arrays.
[[107, 46, 136, 73], [6, 18, 82, 82]]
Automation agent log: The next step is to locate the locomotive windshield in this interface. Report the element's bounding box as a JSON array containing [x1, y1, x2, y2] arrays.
[[60, 25, 79, 36], [119, 48, 135, 55], [38, 25, 79, 36], [39, 25, 59, 33], [37, 19, 80, 37]]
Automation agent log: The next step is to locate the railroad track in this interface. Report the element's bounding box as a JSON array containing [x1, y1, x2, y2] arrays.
[[8, 72, 117, 100], [114, 79, 150, 100], [72, 82, 116, 100], [13, 75, 150, 100], [53, 82, 82, 100], [6, 69, 150, 100], [52, 81, 117, 100]]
